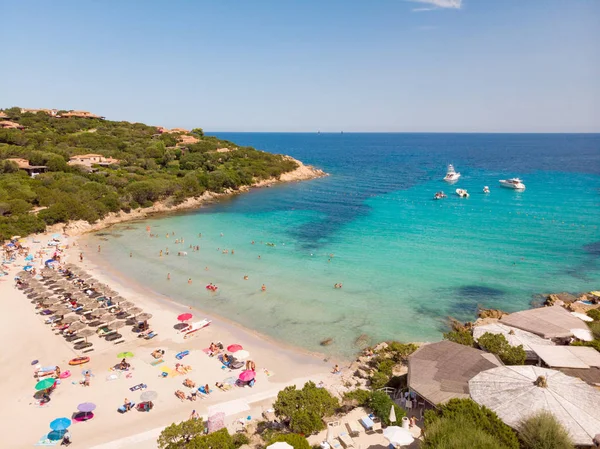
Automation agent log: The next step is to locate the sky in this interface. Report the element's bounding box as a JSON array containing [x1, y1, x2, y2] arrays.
[[1, 0, 598, 132]]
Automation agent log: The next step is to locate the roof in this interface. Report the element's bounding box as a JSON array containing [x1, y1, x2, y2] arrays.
[[469, 365, 600, 446], [5, 158, 46, 170], [558, 367, 600, 387], [530, 345, 600, 369], [500, 305, 589, 339], [69, 154, 103, 159], [473, 322, 555, 353], [0, 111, 7, 118], [408, 340, 503, 405]]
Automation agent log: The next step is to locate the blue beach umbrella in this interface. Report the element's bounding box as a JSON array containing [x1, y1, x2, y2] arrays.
[[25, 255, 33, 261], [23, 265, 33, 271], [49, 417, 71, 431]]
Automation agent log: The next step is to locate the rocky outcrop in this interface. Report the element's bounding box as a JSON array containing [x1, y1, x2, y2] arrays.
[[478, 307, 508, 319]]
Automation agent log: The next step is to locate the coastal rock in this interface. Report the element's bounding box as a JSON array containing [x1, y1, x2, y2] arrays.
[[320, 338, 333, 346], [477, 307, 508, 319], [392, 364, 408, 377], [355, 333, 371, 348], [546, 292, 577, 306], [354, 368, 370, 379], [373, 342, 388, 352]]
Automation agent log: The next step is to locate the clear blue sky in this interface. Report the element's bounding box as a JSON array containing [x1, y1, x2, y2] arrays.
[[1, 0, 598, 132]]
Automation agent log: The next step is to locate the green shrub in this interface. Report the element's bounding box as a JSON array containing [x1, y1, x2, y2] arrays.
[[343, 389, 371, 406], [273, 381, 339, 435], [424, 399, 519, 449], [586, 309, 600, 321], [571, 338, 600, 352], [423, 414, 509, 449], [380, 341, 419, 363], [443, 330, 475, 347], [518, 411, 574, 449], [477, 333, 526, 365], [588, 322, 600, 340], [157, 418, 206, 449], [368, 391, 405, 426], [369, 370, 390, 390], [269, 433, 311, 449], [231, 433, 250, 448]]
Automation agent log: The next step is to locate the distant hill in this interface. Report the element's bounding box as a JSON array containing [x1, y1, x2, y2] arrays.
[[0, 107, 299, 239]]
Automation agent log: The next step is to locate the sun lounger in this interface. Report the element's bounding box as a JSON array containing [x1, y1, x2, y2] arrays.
[[176, 350, 190, 360], [144, 331, 157, 340], [118, 402, 135, 413], [345, 421, 361, 437], [360, 416, 374, 431], [337, 432, 355, 448]]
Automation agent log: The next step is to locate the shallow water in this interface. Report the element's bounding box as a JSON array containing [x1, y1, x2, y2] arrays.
[[85, 133, 600, 357]]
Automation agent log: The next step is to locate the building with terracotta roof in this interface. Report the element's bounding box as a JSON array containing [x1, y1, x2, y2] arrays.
[[68, 154, 119, 168], [0, 120, 24, 130], [0, 111, 8, 119], [5, 158, 47, 177], [61, 110, 104, 119], [20, 108, 58, 116]]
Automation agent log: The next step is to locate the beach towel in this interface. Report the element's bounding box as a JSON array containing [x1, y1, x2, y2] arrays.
[[150, 358, 164, 366], [129, 383, 147, 391], [175, 350, 189, 360], [159, 366, 179, 377]]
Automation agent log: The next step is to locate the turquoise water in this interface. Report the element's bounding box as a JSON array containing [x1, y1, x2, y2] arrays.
[[86, 133, 600, 357]]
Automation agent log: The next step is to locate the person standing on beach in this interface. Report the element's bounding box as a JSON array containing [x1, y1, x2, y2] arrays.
[[79, 253, 83, 262], [167, 273, 170, 280], [129, 252, 132, 258], [97, 245, 101, 253]]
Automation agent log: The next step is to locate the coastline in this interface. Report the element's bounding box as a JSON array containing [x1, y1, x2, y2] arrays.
[[45, 158, 327, 238]]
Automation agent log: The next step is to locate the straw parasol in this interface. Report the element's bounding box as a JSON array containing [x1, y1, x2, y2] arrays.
[[77, 328, 95, 340], [69, 321, 87, 331], [108, 321, 126, 330], [136, 313, 153, 321], [469, 365, 600, 446], [120, 301, 134, 310], [112, 296, 127, 304], [98, 313, 116, 323], [127, 307, 143, 316], [61, 316, 80, 324]]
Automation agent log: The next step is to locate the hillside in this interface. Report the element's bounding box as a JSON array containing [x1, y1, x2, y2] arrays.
[[0, 107, 313, 240]]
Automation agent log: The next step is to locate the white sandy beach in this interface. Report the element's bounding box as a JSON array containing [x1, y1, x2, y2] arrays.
[[0, 231, 343, 449]]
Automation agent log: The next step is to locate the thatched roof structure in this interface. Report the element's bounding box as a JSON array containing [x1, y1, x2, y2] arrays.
[[407, 340, 502, 405], [469, 365, 600, 446], [529, 345, 600, 369], [500, 305, 588, 339]]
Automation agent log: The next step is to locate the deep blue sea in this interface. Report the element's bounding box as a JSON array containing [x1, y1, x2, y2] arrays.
[[86, 133, 600, 357]]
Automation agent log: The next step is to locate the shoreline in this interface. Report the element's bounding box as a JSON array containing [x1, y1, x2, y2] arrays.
[[45, 158, 327, 238]]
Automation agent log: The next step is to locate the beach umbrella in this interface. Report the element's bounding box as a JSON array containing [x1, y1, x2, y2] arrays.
[[383, 426, 414, 447], [35, 378, 56, 391], [469, 365, 600, 446], [98, 313, 116, 323], [120, 301, 135, 310], [128, 307, 143, 315], [238, 370, 255, 382], [389, 404, 397, 424], [571, 328, 594, 341], [113, 296, 127, 304], [109, 320, 126, 330], [68, 321, 87, 331], [234, 350, 250, 360], [571, 312, 594, 322], [227, 344, 243, 352], [118, 351, 135, 359], [77, 402, 96, 419], [49, 417, 71, 431], [61, 316, 79, 324], [77, 328, 95, 342], [177, 313, 193, 322], [140, 390, 157, 401], [266, 443, 293, 449], [207, 412, 225, 433], [136, 312, 153, 321]]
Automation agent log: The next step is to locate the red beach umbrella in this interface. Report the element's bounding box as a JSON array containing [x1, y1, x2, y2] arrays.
[[227, 344, 243, 352], [177, 313, 193, 322], [238, 370, 255, 382]]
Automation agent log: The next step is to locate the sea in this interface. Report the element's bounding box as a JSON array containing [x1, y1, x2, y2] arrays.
[[84, 133, 600, 357]]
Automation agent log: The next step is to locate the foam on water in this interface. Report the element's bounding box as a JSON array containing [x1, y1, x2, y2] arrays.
[[84, 133, 600, 357]]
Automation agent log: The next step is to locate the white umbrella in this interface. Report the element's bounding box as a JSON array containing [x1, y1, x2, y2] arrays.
[[571, 312, 593, 322], [469, 365, 600, 446], [266, 443, 293, 449], [389, 404, 397, 424], [571, 328, 593, 341], [233, 350, 250, 360], [383, 426, 414, 446]]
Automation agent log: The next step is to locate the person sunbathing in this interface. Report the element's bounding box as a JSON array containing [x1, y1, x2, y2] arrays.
[[175, 390, 186, 402], [203, 384, 211, 394], [183, 378, 196, 388], [151, 349, 165, 359], [119, 359, 130, 370]]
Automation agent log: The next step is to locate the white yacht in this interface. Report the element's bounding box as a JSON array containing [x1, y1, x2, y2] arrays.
[[456, 188, 469, 198], [483, 186, 490, 194], [443, 164, 461, 182], [499, 178, 525, 190]]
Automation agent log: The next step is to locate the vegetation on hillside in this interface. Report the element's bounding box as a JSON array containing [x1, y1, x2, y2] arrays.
[[477, 333, 527, 365], [518, 411, 574, 449], [423, 399, 520, 449], [0, 107, 298, 239]]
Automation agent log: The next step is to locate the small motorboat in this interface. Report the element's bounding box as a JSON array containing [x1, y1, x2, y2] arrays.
[[443, 164, 461, 182], [499, 178, 525, 190], [483, 186, 490, 194], [456, 189, 469, 198], [433, 191, 447, 200]]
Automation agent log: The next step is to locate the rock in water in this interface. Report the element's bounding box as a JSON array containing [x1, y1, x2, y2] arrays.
[[320, 338, 333, 346]]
